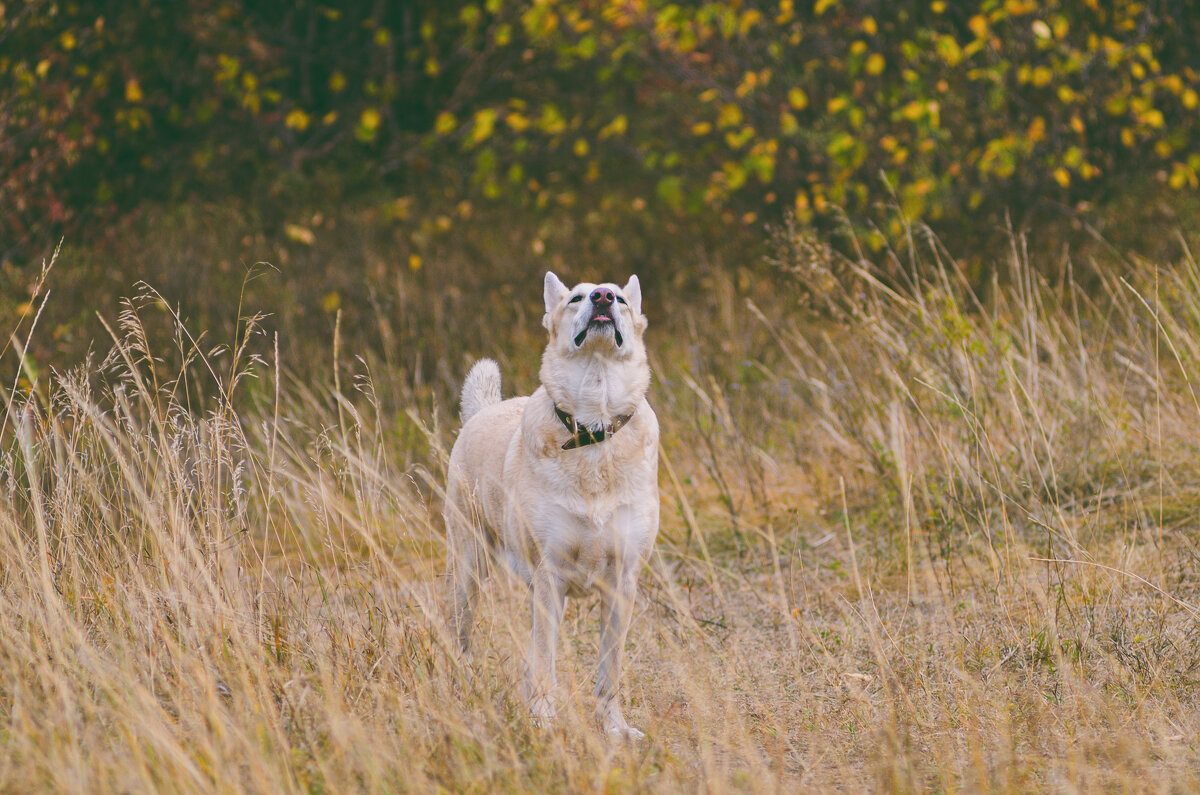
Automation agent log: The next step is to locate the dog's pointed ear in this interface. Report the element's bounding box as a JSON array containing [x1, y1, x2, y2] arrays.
[[622, 274, 642, 315], [544, 271, 569, 315], [543, 271, 569, 329]]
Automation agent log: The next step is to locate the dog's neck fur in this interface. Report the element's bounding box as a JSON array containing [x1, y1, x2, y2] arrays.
[[540, 347, 650, 432]]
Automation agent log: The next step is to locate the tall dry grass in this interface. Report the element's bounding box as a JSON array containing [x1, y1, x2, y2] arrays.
[[0, 230, 1198, 792]]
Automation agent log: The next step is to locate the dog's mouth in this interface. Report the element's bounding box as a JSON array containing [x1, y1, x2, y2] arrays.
[[573, 310, 623, 348]]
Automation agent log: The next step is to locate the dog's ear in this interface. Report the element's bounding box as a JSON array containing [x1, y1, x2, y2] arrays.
[[622, 275, 643, 315], [543, 271, 569, 328]]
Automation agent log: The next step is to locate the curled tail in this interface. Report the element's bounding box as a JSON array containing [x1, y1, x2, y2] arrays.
[[459, 359, 502, 423]]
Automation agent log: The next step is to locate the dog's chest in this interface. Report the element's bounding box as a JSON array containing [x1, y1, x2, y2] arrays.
[[561, 444, 633, 499]]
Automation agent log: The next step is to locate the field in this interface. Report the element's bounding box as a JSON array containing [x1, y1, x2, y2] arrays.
[[2, 225, 1199, 792]]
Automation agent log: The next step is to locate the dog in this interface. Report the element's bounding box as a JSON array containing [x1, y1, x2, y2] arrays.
[[443, 271, 659, 740]]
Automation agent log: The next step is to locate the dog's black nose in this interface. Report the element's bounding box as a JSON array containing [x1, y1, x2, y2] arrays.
[[590, 287, 614, 306]]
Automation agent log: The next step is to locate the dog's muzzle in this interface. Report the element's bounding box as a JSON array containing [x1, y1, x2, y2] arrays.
[[573, 288, 623, 348]]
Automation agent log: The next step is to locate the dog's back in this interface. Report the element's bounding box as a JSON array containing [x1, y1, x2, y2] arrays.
[[447, 359, 525, 513]]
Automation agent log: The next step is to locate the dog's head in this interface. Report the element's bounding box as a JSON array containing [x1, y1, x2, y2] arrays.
[[541, 271, 646, 355]]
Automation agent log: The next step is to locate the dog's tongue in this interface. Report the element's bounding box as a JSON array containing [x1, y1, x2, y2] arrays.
[[575, 313, 620, 347]]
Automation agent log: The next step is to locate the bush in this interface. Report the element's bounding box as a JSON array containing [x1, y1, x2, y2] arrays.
[[4, 0, 1200, 259]]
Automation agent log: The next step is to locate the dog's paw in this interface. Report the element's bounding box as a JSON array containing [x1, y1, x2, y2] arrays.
[[604, 721, 646, 742], [529, 697, 557, 729]]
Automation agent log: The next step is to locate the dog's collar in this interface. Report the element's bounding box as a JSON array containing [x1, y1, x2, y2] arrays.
[[553, 405, 634, 450]]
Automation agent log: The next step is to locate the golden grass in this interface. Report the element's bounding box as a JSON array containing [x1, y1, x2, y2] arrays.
[[0, 231, 1198, 792]]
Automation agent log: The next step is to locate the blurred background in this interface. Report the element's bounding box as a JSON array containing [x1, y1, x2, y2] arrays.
[[4, 0, 1200, 380], [4, 6, 1200, 786]]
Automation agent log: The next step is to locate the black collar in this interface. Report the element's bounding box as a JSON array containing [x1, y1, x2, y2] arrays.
[[554, 405, 634, 450]]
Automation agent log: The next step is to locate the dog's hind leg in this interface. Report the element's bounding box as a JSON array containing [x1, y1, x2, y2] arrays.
[[444, 490, 488, 660]]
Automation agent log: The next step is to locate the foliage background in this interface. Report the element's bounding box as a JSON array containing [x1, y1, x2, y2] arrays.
[[6, 0, 1200, 260]]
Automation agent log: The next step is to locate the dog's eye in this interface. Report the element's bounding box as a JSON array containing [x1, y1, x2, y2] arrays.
[[615, 296, 627, 305], [568, 295, 583, 303]]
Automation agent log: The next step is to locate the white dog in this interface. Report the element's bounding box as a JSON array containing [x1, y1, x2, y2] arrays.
[[443, 271, 659, 739]]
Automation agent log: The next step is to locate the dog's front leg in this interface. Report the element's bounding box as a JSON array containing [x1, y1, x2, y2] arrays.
[[525, 563, 566, 726], [595, 566, 642, 740]]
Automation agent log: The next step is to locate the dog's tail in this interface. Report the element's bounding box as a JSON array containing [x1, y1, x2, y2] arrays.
[[460, 359, 502, 423]]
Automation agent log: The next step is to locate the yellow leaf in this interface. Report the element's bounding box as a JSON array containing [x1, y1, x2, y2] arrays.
[[779, 112, 799, 136], [718, 103, 743, 128], [537, 105, 566, 135], [434, 111, 457, 135], [285, 109, 310, 131], [865, 53, 885, 76], [285, 224, 315, 245], [776, 0, 795, 25], [573, 138, 589, 156], [360, 107, 381, 131], [471, 108, 496, 143], [736, 71, 758, 98], [60, 31, 76, 50], [968, 15, 987, 38], [1031, 19, 1052, 40], [1053, 167, 1070, 187], [738, 9, 762, 36], [125, 78, 143, 103], [329, 71, 347, 92], [505, 112, 530, 132], [692, 121, 713, 135], [1183, 89, 1198, 109], [861, 16, 877, 35], [321, 291, 341, 313], [598, 115, 627, 138], [787, 87, 809, 110], [793, 192, 811, 220], [408, 254, 422, 271], [1026, 116, 1045, 142]]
